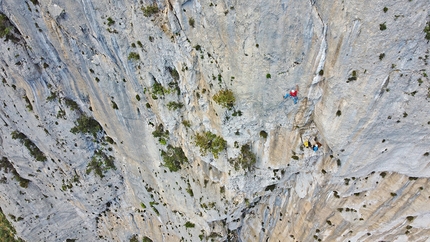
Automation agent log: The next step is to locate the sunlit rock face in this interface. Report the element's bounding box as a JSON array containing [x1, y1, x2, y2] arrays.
[[0, 0, 429, 241]]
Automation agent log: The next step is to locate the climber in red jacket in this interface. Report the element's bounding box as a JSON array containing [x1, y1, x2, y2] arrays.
[[283, 85, 299, 104]]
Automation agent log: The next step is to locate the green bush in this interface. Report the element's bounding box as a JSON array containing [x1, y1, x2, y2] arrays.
[[213, 89, 235, 109], [46, 91, 57, 101], [57, 109, 66, 119], [107, 17, 115, 26], [424, 22, 430, 40], [128, 52, 140, 61], [151, 82, 165, 99], [232, 110, 242, 116], [184, 221, 195, 228], [195, 131, 227, 158], [189, 17, 195, 28], [129, 235, 138, 242], [23, 96, 32, 111], [167, 81, 180, 95], [142, 236, 153, 242], [63, 98, 80, 111], [1, 157, 31, 188], [142, 5, 159, 17], [380, 23, 387, 31], [152, 124, 169, 143], [266, 73, 271, 79], [182, 120, 191, 127], [161, 145, 188, 172], [230, 144, 256, 170], [0, 14, 18, 42], [70, 114, 103, 138], [166, 101, 184, 110], [0, 208, 24, 242], [86, 150, 116, 178], [11, 131, 47, 162], [149, 201, 160, 215]]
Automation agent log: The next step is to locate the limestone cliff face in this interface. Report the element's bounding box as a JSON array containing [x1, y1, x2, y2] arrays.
[[0, 0, 429, 241]]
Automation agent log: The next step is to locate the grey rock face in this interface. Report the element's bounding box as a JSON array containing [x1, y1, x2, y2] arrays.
[[0, 0, 429, 241]]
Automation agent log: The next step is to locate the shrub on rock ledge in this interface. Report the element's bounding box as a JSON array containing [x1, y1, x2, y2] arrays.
[[213, 89, 235, 109], [195, 131, 227, 158], [161, 145, 188, 172]]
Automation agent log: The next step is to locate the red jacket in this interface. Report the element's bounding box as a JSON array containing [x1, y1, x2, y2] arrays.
[[290, 90, 297, 97]]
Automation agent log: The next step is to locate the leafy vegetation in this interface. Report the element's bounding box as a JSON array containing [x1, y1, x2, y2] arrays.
[[160, 145, 188, 172], [167, 81, 180, 95], [0, 208, 24, 242], [151, 82, 165, 99], [0, 157, 31, 188], [23, 96, 32, 111], [149, 201, 160, 216], [152, 124, 169, 144], [232, 110, 242, 116], [380, 23, 387, 31], [166, 101, 184, 110], [189, 17, 195, 28], [0, 14, 19, 42], [57, 109, 66, 119], [128, 52, 140, 61], [129, 234, 138, 242], [70, 114, 103, 138], [424, 22, 430, 41], [230, 144, 256, 171], [185, 221, 195, 228], [213, 89, 235, 109], [195, 131, 227, 158], [63, 98, 80, 111], [142, 5, 159, 17], [46, 91, 57, 101], [182, 120, 191, 128], [86, 150, 116, 178], [107, 17, 115, 26], [11, 131, 47, 162], [142, 236, 153, 242]]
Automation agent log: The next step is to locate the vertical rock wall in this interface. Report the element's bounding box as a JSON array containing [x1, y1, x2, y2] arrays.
[[0, 0, 429, 241]]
